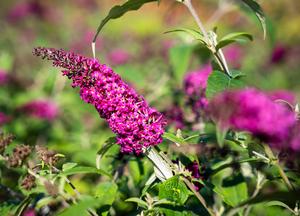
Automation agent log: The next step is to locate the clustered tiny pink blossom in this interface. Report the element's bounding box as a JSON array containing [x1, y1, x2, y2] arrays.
[[19, 100, 59, 121], [208, 88, 297, 149], [33, 47, 166, 154], [184, 64, 212, 115]]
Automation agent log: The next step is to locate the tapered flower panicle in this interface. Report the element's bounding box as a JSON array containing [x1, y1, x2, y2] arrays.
[[208, 88, 296, 148], [33, 47, 166, 154]]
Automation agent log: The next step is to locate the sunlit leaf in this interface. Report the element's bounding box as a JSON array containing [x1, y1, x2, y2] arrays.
[[163, 132, 186, 145], [241, 0, 266, 38], [216, 32, 253, 50], [165, 28, 206, 44], [125, 197, 148, 209], [214, 173, 248, 207], [158, 175, 190, 205], [206, 70, 245, 99]]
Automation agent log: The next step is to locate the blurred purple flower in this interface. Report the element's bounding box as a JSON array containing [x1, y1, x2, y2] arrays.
[[23, 208, 36, 216], [33, 47, 166, 155], [271, 44, 287, 64], [186, 161, 202, 191], [161, 40, 174, 58], [107, 49, 130, 66], [268, 90, 296, 106], [209, 88, 296, 148], [0, 112, 11, 126], [20, 100, 59, 121], [7, 1, 45, 23], [0, 70, 9, 85], [224, 45, 243, 68], [164, 106, 184, 129], [184, 64, 212, 114]]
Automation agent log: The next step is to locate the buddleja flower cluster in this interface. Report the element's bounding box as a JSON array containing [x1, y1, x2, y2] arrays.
[[184, 64, 212, 115], [209, 88, 298, 150], [33, 47, 166, 154]]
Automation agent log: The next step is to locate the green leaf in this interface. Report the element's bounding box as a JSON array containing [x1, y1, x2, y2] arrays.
[[0, 203, 16, 216], [214, 173, 248, 207], [128, 159, 143, 184], [231, 189, 300, 210], [58, 196, 99, 216], [62, 163, 78, 172], [216, 32, 253, 50], [163, 132, 186, 145], [206, 70, 245, 99], [96, 137, 116, 169], [169, 45, 193, 85], [241, 0, 266, 38], [158, 176, 190, 205], [93, 0, 158, 42], [60, 166, 111, 178], [165, 28, 205, 44], [95, 182, 118, 215], [266, 201, 295, 213], [125, 197, 148, 209]]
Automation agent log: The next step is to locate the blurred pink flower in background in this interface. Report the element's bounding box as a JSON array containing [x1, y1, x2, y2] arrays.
[[224, 45, 243, 69], [268, 90, 296, 106], [184, 64, 212, 114], [270, 44, 287, 64], [209, 88, 297, 149], [19, 100, 59, 121], [186, 161, 203, 191], [161, 39, 175, 59], [0, 112, 11, 126], [23, 208, 36, 216], [164, 105, 184, 129], [0, 69, 9, 85], [7, 0, 45, 23], [107, 49, 131, 66]]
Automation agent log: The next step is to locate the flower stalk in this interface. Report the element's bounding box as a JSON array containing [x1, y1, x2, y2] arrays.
[[264, 144, 294, 191], [181, 0, 231, 77]]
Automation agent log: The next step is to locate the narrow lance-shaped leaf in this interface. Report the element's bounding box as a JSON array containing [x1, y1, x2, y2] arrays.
[[216, 32, 253, 50], [164, 28, 206, 44], [93, 0, 158, 43], [241, 0, 266, 39], [96, 137, 116, 169]]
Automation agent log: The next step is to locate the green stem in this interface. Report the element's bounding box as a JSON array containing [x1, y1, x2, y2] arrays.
[[182, 0, 231, 77], [182, 177, 216, 216], [264, 144, 294, 191]]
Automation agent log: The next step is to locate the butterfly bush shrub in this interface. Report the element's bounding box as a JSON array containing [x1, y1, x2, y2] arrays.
[[0, 0, 300, 216]]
